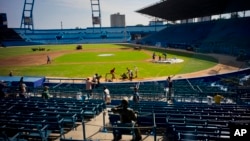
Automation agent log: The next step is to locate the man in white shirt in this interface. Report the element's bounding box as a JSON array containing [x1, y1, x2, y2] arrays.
[[103, 86, 111, 105]]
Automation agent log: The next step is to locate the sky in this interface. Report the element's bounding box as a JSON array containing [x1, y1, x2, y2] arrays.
[[0, 0, 160, 29]]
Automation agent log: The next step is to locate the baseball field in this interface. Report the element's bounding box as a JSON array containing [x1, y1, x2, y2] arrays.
[[0, 43, 219, 80]]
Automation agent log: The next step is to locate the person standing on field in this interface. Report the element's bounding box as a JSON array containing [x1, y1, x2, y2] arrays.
[[134, 66, 138, 78], [47, 55, 51, 64]]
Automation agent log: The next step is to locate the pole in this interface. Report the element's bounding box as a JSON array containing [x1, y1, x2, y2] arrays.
[[82, 115, 86, 141], [101, 109, 107, 132], [153, 113, 156, 141]]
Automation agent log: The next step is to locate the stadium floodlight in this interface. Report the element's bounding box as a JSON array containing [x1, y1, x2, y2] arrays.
[[20, 0, 35, 30], [90, 0, 102, 31]]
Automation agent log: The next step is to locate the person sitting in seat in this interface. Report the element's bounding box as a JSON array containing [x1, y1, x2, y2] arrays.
[[111, 97, 142, 141], [213, 94, 224, 105], [0, 80, 7, 98], [42, 86, 50, 99], [18, 77, 27, 98], [133, 87, 140, 104]]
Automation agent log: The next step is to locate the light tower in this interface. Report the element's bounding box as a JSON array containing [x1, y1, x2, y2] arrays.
[[20, 0, 35, 30], [90, 0, 102, 30]]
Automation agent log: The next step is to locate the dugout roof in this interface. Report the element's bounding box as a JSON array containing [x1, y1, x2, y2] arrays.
[[136, 0, 250, 21]]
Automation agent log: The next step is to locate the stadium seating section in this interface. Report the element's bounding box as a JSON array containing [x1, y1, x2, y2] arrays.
[[0, 98, 104, 140], [1, 17, 250, 58], [141, 17, 250, 56], [0, 68, 249, 140], [3, 25, 165, 46]]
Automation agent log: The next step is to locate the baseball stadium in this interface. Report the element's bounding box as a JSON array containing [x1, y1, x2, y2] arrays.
[[0, 0, 250, 141]]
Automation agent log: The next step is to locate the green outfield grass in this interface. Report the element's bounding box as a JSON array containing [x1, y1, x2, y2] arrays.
[[0, 44, 218, 79]]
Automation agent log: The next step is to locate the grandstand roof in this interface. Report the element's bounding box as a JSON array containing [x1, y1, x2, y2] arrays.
[[136, 0, 250, 21]]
